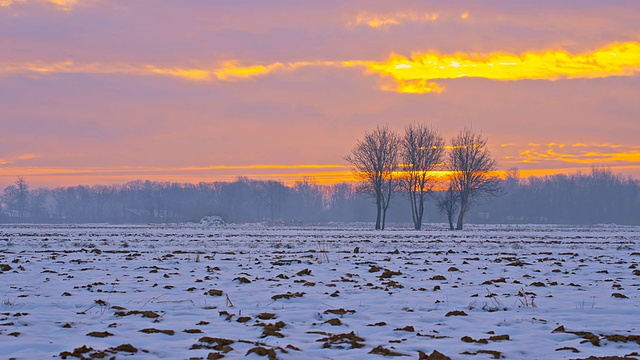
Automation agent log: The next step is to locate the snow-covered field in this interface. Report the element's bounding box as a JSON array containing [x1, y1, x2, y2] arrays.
[[1, 223, 639, 359]]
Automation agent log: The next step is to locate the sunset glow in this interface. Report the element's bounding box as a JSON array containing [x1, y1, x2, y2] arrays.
[[1, 1, 639, 188], [0, 164, 356, 187], [349, 11, 441, 28], [0, 0, 80, 10], [507, 143, 640, 165], [360, 42, 640, 94], [4, 42, 639, 94]]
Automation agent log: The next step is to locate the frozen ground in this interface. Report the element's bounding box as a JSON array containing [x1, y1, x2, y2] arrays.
[[1, 223, 639, 359]]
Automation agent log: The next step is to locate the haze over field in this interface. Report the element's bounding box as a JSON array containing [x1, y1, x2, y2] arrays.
[[1, 1, 640, 188]]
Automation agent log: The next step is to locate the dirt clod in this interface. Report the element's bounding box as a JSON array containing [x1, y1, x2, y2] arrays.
[[445, 310, 467, 317], [86, 331, 113, 338], [368, 345, 406, 356], [418, 350, 452, 360], [139, 328, 175, 335]]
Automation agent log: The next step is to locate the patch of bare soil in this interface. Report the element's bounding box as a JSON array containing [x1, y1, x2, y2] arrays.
[[139, 327, 175, 335], [445, 310, 468, 317], [59, 344, 141, 359], [311, 331, 366, 349], [85, 331, 113, 338], [255, 320, 287, 338], [460, 349, 503, 359], [271, 291, 305, 300], [114, 310, 162, 319], [323, 308, 356, 316], [191, 337, 234, 352], [368, 345, 408, 356], [553, 325, 601, 346], [418, 350, 452, 360]]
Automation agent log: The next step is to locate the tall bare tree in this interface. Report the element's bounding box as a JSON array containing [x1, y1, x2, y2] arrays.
[[401, 124, 445, 230], [345, 125, 400, 230], [448, 128, 500, 230]]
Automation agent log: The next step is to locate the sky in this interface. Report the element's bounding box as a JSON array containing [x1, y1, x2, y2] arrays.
[[1, 0, 640, 188]]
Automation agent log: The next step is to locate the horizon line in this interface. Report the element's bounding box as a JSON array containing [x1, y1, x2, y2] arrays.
[[1, 163, 638, 189]]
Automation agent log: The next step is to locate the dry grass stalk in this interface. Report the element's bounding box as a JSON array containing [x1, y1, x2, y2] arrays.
[[225, 293, 235, 307]]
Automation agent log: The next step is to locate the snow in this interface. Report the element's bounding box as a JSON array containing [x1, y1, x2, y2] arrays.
[[1, 223, 639, 359]]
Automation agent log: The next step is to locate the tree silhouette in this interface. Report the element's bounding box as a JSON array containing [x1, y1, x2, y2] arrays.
[[448, 128, 500, 230], [401, 124, 445, 230], [345, 125, 400, 230], [436, 182, 459, 230]]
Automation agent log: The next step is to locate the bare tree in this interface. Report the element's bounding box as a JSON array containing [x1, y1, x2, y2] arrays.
[[345, 125, 401, 230], [2, 177, 30, 221], [436, 181, 459, 230], [257, 180, 288, 220], [401, 124, 445, 230], [448, 128, 500, 230], [16, 177, 30, 220], [293, 178, 324, 222]]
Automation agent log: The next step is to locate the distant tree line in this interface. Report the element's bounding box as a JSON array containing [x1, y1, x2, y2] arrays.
[[1, 165, 639, 227], [0, 177, 377, 225], [474, 167, 640, 225]]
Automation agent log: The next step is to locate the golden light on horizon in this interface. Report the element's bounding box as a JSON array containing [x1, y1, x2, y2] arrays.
[[2, 163, 640, 189], [0, 164, 356, 187]]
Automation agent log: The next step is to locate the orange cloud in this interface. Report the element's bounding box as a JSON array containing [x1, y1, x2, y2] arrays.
[[0, 59, 345, 82], [0, 61, 219, 82], [505, 166, 640, 180], [0, 0, 81, 10], [378, 78, 444, 94], [2, 42, 639, 93], [47, 0, 77, 10], [213, 61, 285, 81], [143, 65, 212, 81], [503, 143, 640, 166], [213, 60, 346, 81], [348, 11, 440, 28], [15, 153, 41, 160], [0, 153, 42, 165], [357, 41, 640, 93]]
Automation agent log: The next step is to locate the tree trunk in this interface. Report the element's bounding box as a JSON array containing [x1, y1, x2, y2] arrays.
[[375, 193, 382, 230], [447, 213, 455, 230], [409, 191, 418, 230], [456, 194, 468, 230], [456, 212, 464, 230], [410, 191, 423, 230], [381, 179, 393, 231], [456, 201, 466, 230], [381, 207, 387, 230], [415, 195, 424, 230]]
